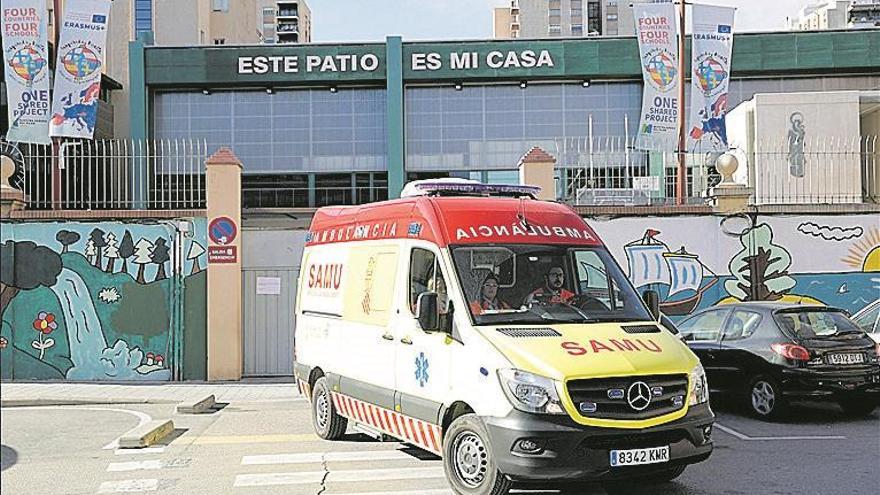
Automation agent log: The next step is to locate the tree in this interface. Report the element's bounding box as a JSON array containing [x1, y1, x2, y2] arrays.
[[725, 224, 796, 302], [89, 228, 107, 268], [103, 232, 120, 273], [187, 241, 205, 275], [133, 238, 154, 284], [85, 239, 97, 265], [55, 230, 80, 254], [151, 238, 170, 282], [0, 241, 63, 319], [118, 231, 135, 275]]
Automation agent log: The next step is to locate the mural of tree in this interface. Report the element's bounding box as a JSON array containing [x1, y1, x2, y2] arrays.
[[85, 239, 97, 265], [89, 228, 107, 268], [55, 230, 80, 254], [103, 232, 120, 273], [0, 241, 63, 319], [133, 238, 154, 284], [187, 241, 205, 275], [725, 224, 796, 302], [118, 231, 135, 274], [151, 238, 170, 282]]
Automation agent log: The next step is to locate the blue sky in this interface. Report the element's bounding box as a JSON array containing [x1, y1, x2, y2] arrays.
[[309, 0, 813, 43]]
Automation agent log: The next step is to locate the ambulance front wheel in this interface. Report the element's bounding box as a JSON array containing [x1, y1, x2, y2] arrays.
[[311, 377, 347, 440], [443, 414, 512, 495]]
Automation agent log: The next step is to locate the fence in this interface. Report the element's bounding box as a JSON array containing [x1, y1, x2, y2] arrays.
[[555, 136, 879, 206], [2, 138, 208, 210]]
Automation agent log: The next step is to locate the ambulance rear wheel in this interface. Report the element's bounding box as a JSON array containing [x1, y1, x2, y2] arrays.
[[443, 414, 512, 495], [312, 377, 347, 440]]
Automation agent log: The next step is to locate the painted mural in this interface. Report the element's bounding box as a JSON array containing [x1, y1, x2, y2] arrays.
[[591, 214, 880, 320], [0, 219, 207, 381]]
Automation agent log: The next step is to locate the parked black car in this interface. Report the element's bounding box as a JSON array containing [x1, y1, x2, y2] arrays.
[[677, 303, 880, 420]]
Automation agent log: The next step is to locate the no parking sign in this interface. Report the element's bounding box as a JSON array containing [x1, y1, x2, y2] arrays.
[[209, 216, 237, 245]]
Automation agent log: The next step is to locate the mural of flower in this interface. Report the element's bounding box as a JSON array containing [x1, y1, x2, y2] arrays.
[[0, 336, 7, 350], [31, 312, 57, 360], [98, 287, 121, 304]]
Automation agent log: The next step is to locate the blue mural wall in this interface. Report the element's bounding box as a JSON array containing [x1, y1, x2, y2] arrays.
[[0, 219, 208, 381]]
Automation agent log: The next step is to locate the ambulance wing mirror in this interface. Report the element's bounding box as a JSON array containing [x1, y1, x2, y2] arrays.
[[416, 292, 440, 331], [642, 290, 660, 320]]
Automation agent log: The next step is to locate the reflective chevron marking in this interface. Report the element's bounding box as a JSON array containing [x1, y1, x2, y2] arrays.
[[331, 392, 442, 455]]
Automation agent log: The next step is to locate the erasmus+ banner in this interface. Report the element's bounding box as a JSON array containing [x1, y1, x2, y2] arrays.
[[688, 4, 735, 152], [2, 0, 51, 144], [633, 2, 679, 151], [49, 0, 111, 139]]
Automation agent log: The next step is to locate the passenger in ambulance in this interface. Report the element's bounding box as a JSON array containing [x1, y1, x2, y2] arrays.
[[526, 266, 575, 306], [429, 272, 453, 332], [469, 272, 511, 315]]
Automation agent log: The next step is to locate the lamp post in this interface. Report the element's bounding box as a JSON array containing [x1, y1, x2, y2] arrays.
[[675, 0, 690, 206], [51, 0, 63, 209]]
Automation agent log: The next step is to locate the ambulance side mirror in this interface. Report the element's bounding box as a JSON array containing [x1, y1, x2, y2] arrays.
[[416, 292, 440, 331], [643, 290, 660, 319]]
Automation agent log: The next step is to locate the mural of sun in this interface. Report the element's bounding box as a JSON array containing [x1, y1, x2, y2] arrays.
[[842, 227, 880, 272]]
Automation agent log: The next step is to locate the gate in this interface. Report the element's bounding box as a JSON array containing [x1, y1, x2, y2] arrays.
[[241, 230, 306, 377]]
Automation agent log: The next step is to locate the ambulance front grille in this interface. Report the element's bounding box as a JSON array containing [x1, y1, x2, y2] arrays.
[[496, 327, 562, 338], [567, 374, 688, 420]]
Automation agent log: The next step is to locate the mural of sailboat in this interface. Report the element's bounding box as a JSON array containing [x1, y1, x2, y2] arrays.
[[625, 229, 719, 316]]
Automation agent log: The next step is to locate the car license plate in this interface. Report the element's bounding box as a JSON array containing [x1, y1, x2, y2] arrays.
[[609, 446, 669, 467], [826, 353, 865, 365]]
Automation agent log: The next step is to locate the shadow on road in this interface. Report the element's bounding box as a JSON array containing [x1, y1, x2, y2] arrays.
[[710, 395, 878, 424], [0, 444, 18, 471]]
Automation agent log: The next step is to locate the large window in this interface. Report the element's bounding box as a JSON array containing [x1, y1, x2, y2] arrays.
[[134, 0, 152, 35], [153, 88, 387, 174]]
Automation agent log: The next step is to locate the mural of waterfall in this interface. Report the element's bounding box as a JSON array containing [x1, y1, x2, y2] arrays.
[[50, 269, 171, 381]]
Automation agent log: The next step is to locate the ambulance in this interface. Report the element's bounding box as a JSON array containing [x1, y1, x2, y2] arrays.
[[294, 180, 713, 495]]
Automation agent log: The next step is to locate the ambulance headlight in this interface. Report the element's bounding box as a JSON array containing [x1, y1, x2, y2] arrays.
[[498, 369, 564, 415], [689, 364, 709, 406]]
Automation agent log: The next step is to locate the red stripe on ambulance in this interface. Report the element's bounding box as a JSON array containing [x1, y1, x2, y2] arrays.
[[330, 392, 442, 455]]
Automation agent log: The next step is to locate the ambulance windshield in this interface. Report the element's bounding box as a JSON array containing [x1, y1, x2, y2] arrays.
[[451, 244, 652, 325]]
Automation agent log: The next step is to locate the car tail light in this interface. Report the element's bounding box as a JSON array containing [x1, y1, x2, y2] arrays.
[[771, 343, 811, 361]]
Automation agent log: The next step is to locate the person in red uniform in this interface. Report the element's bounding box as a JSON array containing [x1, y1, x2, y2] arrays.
[[469, 272, 510, 315], [526, 266, 575, 305]]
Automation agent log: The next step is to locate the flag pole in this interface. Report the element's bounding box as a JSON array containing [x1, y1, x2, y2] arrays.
[[676, 0, 689, 206], [51, 0, 62, 209]]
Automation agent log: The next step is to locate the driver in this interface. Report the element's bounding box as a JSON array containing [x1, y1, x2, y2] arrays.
[[526, 266, 575, 305]]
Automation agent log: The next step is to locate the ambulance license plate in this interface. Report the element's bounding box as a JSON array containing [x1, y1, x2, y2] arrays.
[[609, 446, 669, 467]]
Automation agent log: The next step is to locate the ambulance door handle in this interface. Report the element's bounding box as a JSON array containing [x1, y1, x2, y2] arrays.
[[382, 333, 395, 341], [400, 336, 413, 345]]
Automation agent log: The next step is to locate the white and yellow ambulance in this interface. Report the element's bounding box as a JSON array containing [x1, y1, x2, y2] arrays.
[[294, 181, 713, 495]]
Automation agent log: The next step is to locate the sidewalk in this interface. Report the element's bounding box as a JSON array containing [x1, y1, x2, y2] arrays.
[[0, 379, 303, 407]]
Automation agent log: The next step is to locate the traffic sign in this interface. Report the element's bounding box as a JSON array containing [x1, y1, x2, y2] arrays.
[[209, 216, 237, 245]]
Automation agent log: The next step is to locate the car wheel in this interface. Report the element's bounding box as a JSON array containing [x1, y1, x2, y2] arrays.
[[442, 414, 512, 495], [748, 376, 788, 421], [838, 396, 878, 417], [311, 377, 347, 440]]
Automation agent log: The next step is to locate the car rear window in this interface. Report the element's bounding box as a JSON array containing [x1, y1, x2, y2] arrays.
[[774, 309, 862, 338]]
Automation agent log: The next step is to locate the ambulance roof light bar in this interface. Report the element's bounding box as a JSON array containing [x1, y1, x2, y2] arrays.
[[401, 179, 541, 199]]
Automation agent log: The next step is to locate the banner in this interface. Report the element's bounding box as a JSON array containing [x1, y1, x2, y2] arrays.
[[2, 0, 51, 144], [49, 0, 111, 139], [633, 2, 679, 151], [688, 4, 735, 151]]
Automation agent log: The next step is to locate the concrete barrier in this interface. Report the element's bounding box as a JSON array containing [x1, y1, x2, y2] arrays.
[[118, 419, 175, 449], [176, 395, 216, 414]]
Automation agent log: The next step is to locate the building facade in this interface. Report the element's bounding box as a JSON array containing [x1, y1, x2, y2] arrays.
[[789, 1, 880, 30], [126, 30, 880, 209], [493, 0, 654, 39]]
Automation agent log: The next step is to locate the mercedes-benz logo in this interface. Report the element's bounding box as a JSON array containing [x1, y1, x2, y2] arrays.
[[627, 381, 652, 411]]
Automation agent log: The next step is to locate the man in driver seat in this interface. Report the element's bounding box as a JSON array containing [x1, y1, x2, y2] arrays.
[[527, 266, 575, 305]]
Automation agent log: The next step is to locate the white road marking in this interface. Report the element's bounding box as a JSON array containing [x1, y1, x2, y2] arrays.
[[114, 447, 166, 456], [0, 406, 153, 450], [241, 449, 416, 465], [331, 490, 453, 495], [107, 460, 164, 472], [715, 423, 846, 441], [233, 466, 445, 487], [97, 478, 159, 493]]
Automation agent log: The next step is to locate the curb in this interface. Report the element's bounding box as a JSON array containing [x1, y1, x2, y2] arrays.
[[176, 395, 216, 414], [118, 419, 175, 449], [0, 398, 179, 408]]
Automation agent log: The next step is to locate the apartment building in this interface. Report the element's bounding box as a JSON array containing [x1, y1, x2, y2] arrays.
[[788, 1, 880, 30], [493, 0, 657, 39]]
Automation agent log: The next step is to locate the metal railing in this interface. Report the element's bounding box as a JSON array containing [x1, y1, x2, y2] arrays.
[[556, 135, 879, 206], [3, 138, 208, 211]]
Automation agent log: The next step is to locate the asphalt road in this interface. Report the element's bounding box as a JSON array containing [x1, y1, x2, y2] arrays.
[[1, 396, 877, 495]]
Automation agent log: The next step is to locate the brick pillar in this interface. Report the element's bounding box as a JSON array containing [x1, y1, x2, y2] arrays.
[[205, 148, 243, 381], [518, 146, 557, 201]]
